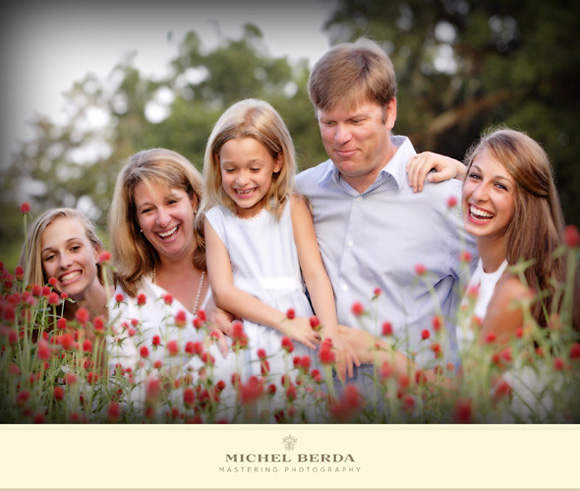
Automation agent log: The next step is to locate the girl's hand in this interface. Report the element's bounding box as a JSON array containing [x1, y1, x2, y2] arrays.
[[204, 297, 237, 358], [338, 324, 380, 365], [209, 305, 235, 339], [209, 328, 230, 359], [406, 152, 466, 193], [282, 316, 321, 350], [331, 335, 360, 381]]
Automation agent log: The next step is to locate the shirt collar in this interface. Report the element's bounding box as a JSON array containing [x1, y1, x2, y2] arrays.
[[318, 159, 340, 186], [378, 135, 416, 191], [318, 135, 416, 192]]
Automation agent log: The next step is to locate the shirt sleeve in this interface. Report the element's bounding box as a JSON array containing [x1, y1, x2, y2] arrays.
[[445, 179, 479, 283], [205, 206, 227, 245]]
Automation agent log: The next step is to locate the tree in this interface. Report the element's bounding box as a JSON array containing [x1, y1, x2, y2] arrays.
[[3, 2, 578, 269], [0, 25, 323, 266], [323, 0, 580, 225]]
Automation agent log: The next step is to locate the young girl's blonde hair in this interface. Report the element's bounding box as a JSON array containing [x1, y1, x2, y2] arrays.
[[18, 207, 105, 289], [201, 98, 296, 219], [108, 148, 205, 297]]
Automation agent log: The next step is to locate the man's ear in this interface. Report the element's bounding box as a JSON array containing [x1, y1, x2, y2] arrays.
[[385, 98, 397, 129]]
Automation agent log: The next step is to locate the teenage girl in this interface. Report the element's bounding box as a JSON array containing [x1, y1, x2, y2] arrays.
[[19, 208, 112, 367], [20, 207, 111, 323]]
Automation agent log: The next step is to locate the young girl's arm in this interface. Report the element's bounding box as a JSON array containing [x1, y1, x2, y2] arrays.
[[205, 217, 320, 351], [290, 194, 360, 380]]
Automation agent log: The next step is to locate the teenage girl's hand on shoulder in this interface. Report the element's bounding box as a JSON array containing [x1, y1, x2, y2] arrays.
[[406, 152, 467, 193]]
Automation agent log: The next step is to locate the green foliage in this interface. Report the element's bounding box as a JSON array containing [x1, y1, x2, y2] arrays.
[[324, 0, 580, 225], [2, 245, 579, 423], [2, 2, 578, 269], [0, 25, 322, 269]]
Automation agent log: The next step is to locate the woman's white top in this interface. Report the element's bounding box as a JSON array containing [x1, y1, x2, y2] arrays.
[[457, 258, 508, 351], [107, 276, 237, 416], [458, 258, 555, 422]]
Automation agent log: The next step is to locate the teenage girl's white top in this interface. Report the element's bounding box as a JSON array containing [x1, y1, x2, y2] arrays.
[[205, 201, 316, 382], [457, 258, 509, 352], [458, 258, 555, 422]]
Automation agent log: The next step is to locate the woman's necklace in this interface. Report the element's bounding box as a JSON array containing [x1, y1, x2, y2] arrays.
[[192, 271, 205, 315], [152, 268, 206, 315]]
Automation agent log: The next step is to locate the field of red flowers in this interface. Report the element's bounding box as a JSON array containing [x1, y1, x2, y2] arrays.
[[1, 210, 579, 424]]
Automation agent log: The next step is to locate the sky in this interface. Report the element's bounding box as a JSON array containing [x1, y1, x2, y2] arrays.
[[0, 0, 335, 169]]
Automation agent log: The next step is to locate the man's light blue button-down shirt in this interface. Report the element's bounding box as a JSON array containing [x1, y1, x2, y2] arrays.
[[295, 135, 478, 368]]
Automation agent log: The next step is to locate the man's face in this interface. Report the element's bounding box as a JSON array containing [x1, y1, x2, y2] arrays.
[[317, 98, 397, 193]]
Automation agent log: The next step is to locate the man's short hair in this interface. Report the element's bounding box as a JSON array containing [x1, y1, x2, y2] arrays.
[[308, 37, 397, 112]]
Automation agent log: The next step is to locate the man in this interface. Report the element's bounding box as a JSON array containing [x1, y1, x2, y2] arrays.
[[295, 38, 477, 395]]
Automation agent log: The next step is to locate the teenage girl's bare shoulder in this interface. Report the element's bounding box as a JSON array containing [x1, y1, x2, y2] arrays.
[[481, 274, 530, 344]]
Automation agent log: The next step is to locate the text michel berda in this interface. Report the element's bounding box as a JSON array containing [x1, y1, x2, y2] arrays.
[[219, 453, 361, 474]]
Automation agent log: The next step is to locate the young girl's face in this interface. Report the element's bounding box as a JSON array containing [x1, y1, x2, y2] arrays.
[[41, 216, 100, 299], [462, 146, 516, 242], [218, 137, 282, 219]]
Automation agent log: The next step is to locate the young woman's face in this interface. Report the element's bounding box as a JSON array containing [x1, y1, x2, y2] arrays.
[[462, 147, 516, 242], [41, 216, 100, 299], [218, 137, 282, 219], [134, 182, 197, 263]]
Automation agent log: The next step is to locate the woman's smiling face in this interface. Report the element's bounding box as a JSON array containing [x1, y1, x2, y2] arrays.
[[462, 147, 516, 242], [41, 216, 100, 299], [133, 181, 197, 262]]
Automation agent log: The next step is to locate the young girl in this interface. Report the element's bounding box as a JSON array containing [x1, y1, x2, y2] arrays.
[[202, 99, 357, 388], [19, 208, 111, 323]]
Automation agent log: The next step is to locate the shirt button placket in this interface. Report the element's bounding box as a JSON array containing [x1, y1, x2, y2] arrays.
[[339, 194, 363, 294]]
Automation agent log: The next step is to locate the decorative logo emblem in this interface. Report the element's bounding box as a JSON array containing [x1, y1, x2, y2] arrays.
[[283, 435, 297, 451]]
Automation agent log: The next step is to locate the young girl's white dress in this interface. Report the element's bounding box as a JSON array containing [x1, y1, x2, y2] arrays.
[[205, 201, 316, 382]]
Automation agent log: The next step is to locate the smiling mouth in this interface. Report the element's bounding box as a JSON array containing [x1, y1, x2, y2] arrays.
[[469, 204, 494, 221], [157, 225, 179, 240], [234, 188, 256, 197], [59, 270, 82, 283]]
